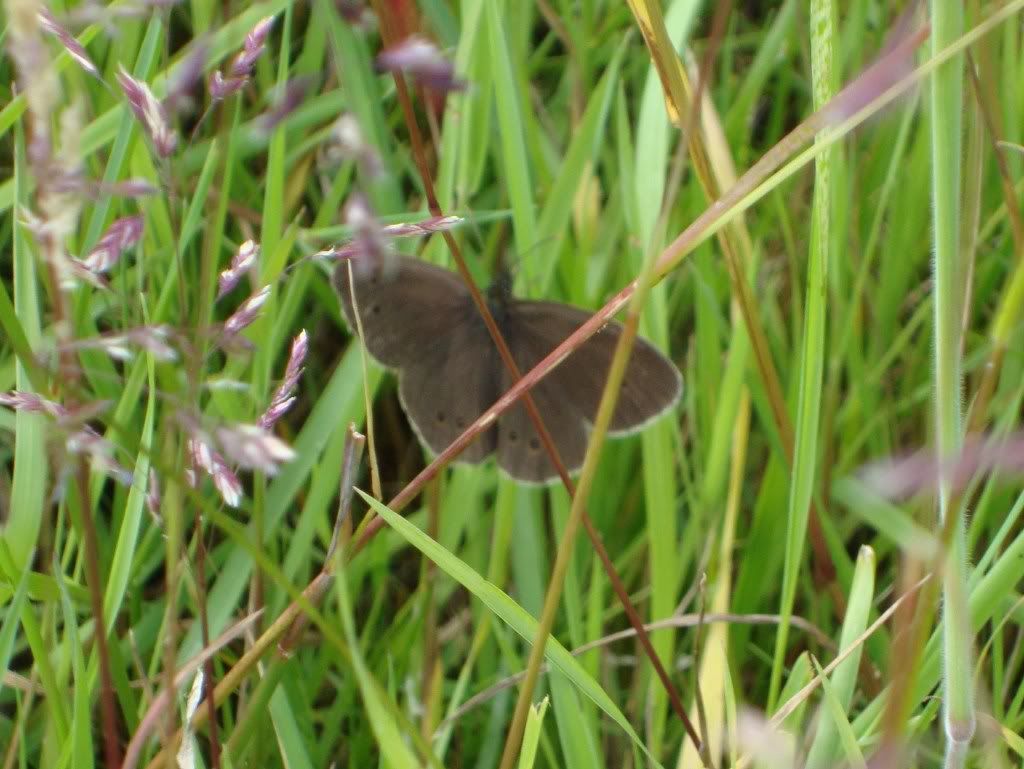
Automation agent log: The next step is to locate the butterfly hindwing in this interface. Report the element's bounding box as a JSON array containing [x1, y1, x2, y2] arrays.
[[397, 314, 500, 463], [496, 328, 589, 483], [502, 300, 682, 433]]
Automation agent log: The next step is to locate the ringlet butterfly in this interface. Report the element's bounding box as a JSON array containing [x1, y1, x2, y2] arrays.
[[332, 253, 682, 484]]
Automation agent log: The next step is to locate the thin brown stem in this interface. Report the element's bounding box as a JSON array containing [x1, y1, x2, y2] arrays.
[[497, 267, 704, 768], [194, 508, 221, 769], [35, 178, 124, 769], [352, 9, 930, 764], [72, 465, 124, 769], [350, 15, 934, 530], [369, 0, 696, 743], [692, 577, 714, 769], [279, 426, 364, 656]]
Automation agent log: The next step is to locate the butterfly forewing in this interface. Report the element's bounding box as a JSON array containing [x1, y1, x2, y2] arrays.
[[333, 256, 471, 369], [334, 255, 500, 463]]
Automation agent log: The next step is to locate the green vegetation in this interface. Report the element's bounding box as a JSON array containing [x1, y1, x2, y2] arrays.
[[1, 1, 1023, 767]]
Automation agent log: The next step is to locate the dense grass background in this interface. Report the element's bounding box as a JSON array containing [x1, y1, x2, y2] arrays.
[[1, 0, 1024, 767]]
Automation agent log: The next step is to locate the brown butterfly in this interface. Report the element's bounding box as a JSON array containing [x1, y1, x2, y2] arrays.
[[333, 254, 681, 483]]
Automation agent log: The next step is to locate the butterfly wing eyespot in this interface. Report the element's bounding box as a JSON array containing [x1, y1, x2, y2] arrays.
[[496, 378, 587, 483], [495, 321, 589, 483], [396, 322, 499, 464]]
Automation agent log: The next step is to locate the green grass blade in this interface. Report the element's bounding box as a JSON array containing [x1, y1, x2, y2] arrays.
[[358, 489, 667, 769], [6, 116, 46, 569], [54, 557, 94, 769], [928, 2, 975, 759], [485, 0, 537, 266], [334, 561, 424, 769], [517, 697, 549, 769], [769, 0, 838, 709], [0, 552, 35, 700], [101, 354, 157, 627], [809, 655, 867, 769], [805, 545, 875, 769], [534, 46, 622, 292]]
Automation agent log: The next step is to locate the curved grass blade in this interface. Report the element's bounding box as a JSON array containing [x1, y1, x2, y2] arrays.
[[357, 488, 666, 769]]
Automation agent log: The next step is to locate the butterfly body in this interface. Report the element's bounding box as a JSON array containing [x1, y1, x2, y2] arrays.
[[333, 254, 681, 483]]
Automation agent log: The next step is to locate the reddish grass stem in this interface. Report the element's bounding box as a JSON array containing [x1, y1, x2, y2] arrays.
[[368, 0, 699, 749]]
